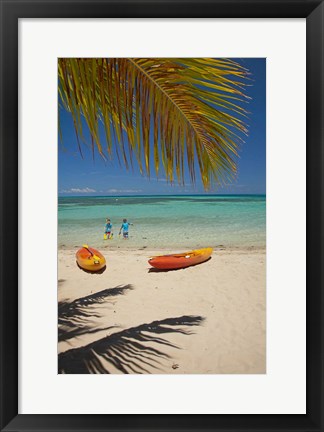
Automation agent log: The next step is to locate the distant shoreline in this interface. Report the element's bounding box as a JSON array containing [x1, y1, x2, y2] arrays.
[[58, 245, 266, 253], [59, 193, 267, 199]]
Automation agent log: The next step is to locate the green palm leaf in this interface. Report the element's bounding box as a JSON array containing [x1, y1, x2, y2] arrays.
[[58, 58, 249, 189]]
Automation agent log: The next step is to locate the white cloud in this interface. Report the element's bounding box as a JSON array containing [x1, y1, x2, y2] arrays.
[[107, 188, 142, 193], [60, 187, 96, 193]]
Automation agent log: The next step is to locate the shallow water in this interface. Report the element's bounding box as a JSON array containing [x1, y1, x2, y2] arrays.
[[58, 195, 266, 250]]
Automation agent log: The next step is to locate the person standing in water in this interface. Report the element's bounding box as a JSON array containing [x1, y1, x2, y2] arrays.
[[119, 218, 133, 239], [104, 218, 113, 240]]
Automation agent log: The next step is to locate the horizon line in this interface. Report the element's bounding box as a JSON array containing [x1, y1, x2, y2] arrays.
[[58, 193, 266, 198]]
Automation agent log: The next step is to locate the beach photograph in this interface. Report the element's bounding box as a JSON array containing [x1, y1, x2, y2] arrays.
[[58, 58, 266, 374]]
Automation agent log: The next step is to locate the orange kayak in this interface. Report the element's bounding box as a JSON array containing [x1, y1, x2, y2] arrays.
[[148, 247, 213, 270], [76, 245, 106, 272]]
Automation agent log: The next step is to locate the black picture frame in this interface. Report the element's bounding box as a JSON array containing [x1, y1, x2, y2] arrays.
[[1, 1, 323, 431]]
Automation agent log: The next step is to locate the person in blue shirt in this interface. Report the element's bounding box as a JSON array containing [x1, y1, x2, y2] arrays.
[[104, 218, 113, 239], [119, 218, 133, 239]]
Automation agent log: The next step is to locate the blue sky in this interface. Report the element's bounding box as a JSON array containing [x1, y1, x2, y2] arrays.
[[58, 58, 266, 196]]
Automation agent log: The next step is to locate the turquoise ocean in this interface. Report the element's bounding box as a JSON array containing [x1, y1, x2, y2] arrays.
[[58, 195, 266, 250]]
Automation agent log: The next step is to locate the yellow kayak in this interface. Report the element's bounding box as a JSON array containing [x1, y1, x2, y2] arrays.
[[76, 245, 106, 272]]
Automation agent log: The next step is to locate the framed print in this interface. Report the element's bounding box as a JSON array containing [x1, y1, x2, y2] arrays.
[[1, 0, 323, 431]]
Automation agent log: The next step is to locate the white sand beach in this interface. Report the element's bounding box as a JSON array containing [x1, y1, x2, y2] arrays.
[[58, 247, 266, 374]]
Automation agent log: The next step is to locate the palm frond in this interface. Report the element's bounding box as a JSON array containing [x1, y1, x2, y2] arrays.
[[58, 315, 205, 374], [58, 58, 249, 189]]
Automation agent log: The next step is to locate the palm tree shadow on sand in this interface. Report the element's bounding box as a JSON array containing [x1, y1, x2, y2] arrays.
[[58, 284, 133, 342], [58, 315, 205, 374]]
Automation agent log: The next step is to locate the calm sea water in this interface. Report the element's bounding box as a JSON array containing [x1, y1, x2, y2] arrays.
[[58, 195, 266, 250]]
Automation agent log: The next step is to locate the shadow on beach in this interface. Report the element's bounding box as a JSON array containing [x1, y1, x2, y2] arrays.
[[58, 283, 205, 374], [76, 262, 107, 274], [58, 284, 133, 343], [58, 315, 205, 374]]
